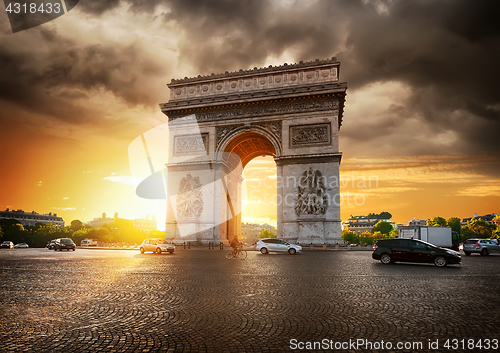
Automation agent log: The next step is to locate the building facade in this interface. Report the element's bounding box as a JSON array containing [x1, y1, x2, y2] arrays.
[[85, 213, 157, 233], [342, 216, 396, 235], [0, 209, 65, 227]]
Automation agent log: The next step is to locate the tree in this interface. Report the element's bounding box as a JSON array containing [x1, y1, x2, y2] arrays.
[[372, 221, 393, 235], [427, 217, 447, 227], [72, 228, 93, 245], [0, 220, 27, 244], [462, 218, 491, 239], [492, 215, 500, 229], [388, 228, 398, 238], [103, 218, 143, 243], [359, 231, 374, 245], [341, 229, 359, 244], [446, 217, 461, 235], [70, 219, 84, 232], [259, 229, 276, 238], [366, 212, 392, 219], [372, 231, 387, 241], [32, 224, 68, 247]]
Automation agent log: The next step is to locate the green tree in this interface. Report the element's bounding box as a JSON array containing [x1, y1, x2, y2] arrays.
[[88, 228, 113, 243], [70, 219, 84, 232], [359, 231, 374, 245], [259, 229, 276, 238], [367, 212, 392, 219], [0, 220, 27, 244], [388, 228, 398, 238], [341, 229, 359, 244], [372, 221, 393, 235], [492, 215, 500, 229], [427, 217, 447, 227], [103, 219, 142, 243], [372, 231, 387, 241], [446, 217, 461, 234], [32, 224, 68, 247], [72, 228, 93, 245], [462, 218, 492, 239]]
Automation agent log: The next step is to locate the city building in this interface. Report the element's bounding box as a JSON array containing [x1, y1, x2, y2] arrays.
[[342, 215, 397, 235], [85, 212, 157, 233], [404, 218, 428, 227], [0, 208, 65, 227], [241, 223, 277, 245], [461, 213, 499, 226]]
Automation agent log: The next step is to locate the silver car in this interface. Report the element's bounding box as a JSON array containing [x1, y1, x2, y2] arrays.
[[14, 243, 29, 248], [463, 239, 500, 256], [256, 238, 302, 255], [140, 239, 175, 254]]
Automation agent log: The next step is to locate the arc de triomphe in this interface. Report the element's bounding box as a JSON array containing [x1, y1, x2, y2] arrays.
[[160, 58, 347, 245]]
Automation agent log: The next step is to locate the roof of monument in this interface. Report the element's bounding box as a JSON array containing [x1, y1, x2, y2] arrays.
[[169, 57, 340, 85]]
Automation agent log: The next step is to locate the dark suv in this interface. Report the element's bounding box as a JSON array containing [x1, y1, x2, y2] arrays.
[[372, 238, 461, 267], [54, 238, 76, 251]]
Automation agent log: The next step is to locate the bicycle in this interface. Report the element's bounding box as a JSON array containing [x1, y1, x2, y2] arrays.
[[225, 245, 247, 260]]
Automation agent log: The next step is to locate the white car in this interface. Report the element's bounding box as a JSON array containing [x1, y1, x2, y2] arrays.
[[140, 239, 175, 254], [256, 238, 302, 255], [1, 241, 14, 249]]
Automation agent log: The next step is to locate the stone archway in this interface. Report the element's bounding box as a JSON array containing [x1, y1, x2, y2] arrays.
[[161, 58, 347, 245], [220, 130, 277, 243]]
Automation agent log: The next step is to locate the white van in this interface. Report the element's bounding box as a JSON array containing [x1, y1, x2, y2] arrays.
[[80, 239, 98, 246]]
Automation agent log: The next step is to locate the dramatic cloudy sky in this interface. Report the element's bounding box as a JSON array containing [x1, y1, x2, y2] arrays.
[[0, 0, 499, 228]]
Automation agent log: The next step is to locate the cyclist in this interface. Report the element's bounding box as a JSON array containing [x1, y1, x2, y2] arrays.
[[230, 237, 241, 257]]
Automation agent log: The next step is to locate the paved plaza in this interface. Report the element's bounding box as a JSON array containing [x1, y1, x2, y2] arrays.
[[1, 248, 499, 352]]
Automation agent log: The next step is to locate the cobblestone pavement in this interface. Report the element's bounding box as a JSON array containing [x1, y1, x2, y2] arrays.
[[1, 248, 499, 352]]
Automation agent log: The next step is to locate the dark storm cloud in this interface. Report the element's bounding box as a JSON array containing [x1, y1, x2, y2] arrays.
[[0, 28, 164, 125], [131, 0, 499, 155], [0, 0, 499, 157]]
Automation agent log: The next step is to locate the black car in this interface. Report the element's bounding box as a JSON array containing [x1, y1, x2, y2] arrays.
[[46, 239, 57, 250], [372, 238, 461, 267], [54, 238, 76, 251]]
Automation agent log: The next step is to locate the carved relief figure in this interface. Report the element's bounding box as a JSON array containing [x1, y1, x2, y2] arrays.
[[175, 134, 208, 154], [295, 168, 328, 216], [176, 174, 204, 218], [291, 124, 330, 146]]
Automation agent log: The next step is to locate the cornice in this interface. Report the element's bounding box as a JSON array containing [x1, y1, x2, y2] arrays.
[[166, 94, 343, 128], [161, 83, 347, 114], [168, 57, 340, 86]]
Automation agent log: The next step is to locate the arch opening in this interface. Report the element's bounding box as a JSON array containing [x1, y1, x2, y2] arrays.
[[222, 131, 277, 168], [223, 132, 277, 244]]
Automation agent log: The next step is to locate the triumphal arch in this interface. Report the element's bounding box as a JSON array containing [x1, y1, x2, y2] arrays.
[[161, 58, 347, 245]]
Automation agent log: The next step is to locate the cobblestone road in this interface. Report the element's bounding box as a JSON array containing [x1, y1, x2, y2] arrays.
[[1, 248, 499, 352]]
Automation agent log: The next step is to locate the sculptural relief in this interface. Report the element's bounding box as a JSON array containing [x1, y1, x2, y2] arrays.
[[176, 174, 204, 219], [175, 133, 208, 154], [216, 126, 241, 147], [188, 99, 338, 123], [254, 121, 282, 141], [295, 168, 328, 216], [290, 123, 330, 146]]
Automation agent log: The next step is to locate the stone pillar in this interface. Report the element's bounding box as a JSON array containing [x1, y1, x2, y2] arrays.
[[276, 155, 342, 246]]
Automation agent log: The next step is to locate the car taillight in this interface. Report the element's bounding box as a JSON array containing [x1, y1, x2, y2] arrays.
[[476, 241, 480, 246], [373, 244, 378, 250]]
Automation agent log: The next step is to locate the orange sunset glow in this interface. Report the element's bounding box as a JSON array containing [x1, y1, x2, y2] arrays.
[[1, 1, 499, 230]]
